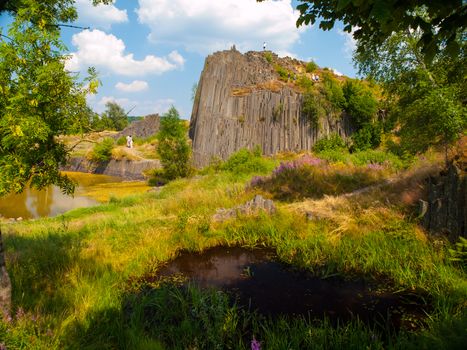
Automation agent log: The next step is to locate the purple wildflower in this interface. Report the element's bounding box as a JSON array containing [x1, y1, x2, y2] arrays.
[[273, 155, 323, 176], [15, 307, 24, 319], [251, 337, 261, 350], [367, 163, 384, 171], [250, 176, 265, 187]]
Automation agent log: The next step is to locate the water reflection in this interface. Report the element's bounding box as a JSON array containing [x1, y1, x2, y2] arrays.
[[0, 172, 122, 220]]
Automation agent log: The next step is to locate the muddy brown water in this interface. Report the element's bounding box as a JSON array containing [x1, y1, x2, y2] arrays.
[[0, 172, 123, 219], [156, 246, 429, 330]]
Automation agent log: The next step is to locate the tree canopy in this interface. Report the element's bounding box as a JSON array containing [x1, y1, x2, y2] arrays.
[[262, 0, 466, 62], [0, 0, 99, 195], [156, 106, 191, 180], [355, 30, 466, 154]]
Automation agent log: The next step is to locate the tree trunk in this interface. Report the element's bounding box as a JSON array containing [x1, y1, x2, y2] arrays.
[[0, 226, 11, 318]]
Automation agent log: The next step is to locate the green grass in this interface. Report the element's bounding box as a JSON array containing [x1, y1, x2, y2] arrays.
[[0, 153, 465, 349]]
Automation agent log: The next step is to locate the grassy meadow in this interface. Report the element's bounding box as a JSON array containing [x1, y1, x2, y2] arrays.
[[0, 149, 466, 349]]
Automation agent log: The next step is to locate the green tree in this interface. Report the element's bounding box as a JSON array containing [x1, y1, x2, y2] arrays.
[[0, 0, 100, 315], [342, 79, 378, 129], [355, 31, 466, 155], [99, 101, 129, 131], [277, 0, 466, 62], [156, 106, 191, 180]]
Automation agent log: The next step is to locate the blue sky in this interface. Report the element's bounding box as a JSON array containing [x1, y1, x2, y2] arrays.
[[1, 0, 357, 119]]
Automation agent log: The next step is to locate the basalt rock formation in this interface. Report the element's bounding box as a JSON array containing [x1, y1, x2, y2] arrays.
[[189, 49, 354, 167], [421, 162, 466, 241], [114, 114, 160, 139]]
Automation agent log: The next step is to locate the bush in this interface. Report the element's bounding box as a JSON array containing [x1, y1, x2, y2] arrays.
[[274, 64, 290, 81], [90, 138, 114, 162], [252, 155, 385, 201], [351, 123, 382, 151], [219, 147, 273, 175], [306, 61, 318, 73], [116, 136, 126, 146], [313, 133, 347, 153], [343, 80, 378, 128], [264, 51, 273, 63], [156, 106, 192, 181]]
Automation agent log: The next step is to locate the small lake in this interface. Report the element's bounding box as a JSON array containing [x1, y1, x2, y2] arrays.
[[0, 172, 134, 220]]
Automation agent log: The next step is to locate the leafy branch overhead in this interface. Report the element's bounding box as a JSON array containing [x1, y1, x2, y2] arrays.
[[259, 0, 466, 62]]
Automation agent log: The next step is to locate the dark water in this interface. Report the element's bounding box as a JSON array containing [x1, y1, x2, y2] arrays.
[[0, 172, 122, 219], [156, 246, 429, 329]]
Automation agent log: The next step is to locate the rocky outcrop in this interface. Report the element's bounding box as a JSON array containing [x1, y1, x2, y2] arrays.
[[421, 162, 466, 241], [64, 157, 160, 180], [114, 114, 160, 139], [189, 49, 354, 167], [212, 195, 276, 222]]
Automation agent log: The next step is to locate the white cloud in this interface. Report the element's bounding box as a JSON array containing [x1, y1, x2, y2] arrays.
[[115, 80, 149, 92], [65, 30, 185, 76], [75, 0, 128, 29], [337, 28, 357, 59], [331, 68, 344, 76], [136, 0, 304, 54], [95, 96, 175, 116]]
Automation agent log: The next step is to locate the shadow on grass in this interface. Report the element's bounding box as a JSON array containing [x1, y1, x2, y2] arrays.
[[4, 225, 111, 316]]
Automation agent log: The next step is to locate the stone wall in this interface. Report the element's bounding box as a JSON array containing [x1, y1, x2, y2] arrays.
[[189, 49, 354, 167], [64, 157, 160, 180]]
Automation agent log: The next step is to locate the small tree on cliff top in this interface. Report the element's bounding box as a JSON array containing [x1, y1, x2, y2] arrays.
[[156, 106, 191, 180]]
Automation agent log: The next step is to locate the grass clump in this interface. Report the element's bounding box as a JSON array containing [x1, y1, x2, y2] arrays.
[[89, 137, 114, 162]]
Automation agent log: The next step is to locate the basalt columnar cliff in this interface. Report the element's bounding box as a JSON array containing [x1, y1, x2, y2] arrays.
[[189, 49, 354, 167]]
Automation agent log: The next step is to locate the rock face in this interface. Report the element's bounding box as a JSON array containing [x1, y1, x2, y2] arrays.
[[422, 162, 466, 241], [189, 49, 354, 167], [212, 195, 276, 223], [114, 114, 160, 139], [64, 157, 160, 180]]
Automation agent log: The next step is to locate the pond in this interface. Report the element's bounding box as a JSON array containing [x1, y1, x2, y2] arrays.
[[153, 246, 430, 331], [0, 172, 148, 220]]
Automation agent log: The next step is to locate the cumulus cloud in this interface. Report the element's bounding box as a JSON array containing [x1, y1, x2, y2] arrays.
[[115, 80, 149, 92], [136, 0, 304, 54], [65, 30, 185, 76], [75, 0, 128, 29], [96, 96, 175, 115]]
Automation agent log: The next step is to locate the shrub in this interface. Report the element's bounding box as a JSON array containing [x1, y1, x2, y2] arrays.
[[322, 74, 345, 111], [306, 61, 318, 73], [220, 147, 272, 175], [343, 79, 378, 128], [351, 123, 382, 151], [302, 91, 327, 127], [156, 106, 192, 180], [252, 155, 385, 201], [297, 75, 314, 91], [313, 133, 347, 153], [264, 51, 273, 63], [90, 137, 114, 162], [116, 136, 126, 146], [274, 64, 290, 81]]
